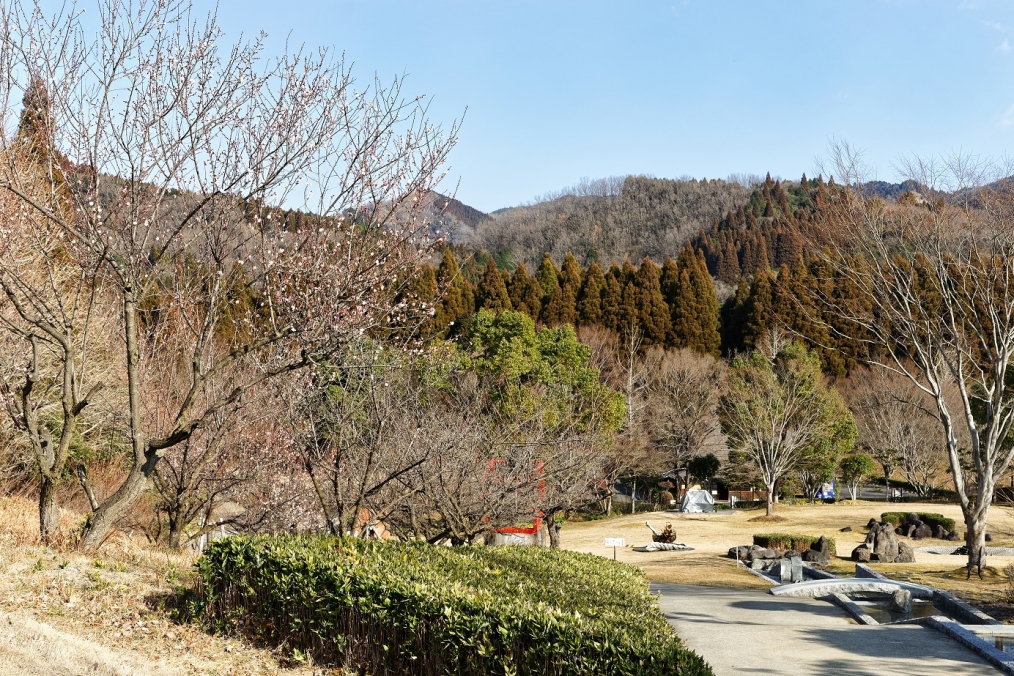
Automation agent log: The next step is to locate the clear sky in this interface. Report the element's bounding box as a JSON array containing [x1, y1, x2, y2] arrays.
[[206, 1, 1014, 210]]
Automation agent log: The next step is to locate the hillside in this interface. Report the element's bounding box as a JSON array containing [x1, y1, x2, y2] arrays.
[[469, 176, 751, 267]]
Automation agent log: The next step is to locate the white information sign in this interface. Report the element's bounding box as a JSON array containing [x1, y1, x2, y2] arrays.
[[605, 538, 625, 547]]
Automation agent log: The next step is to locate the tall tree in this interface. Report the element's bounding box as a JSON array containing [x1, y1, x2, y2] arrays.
[[434, 248, 475, 337], [535, 252, 560, 301], [476, 258, 512, 313], [719, 342, 854, 516], [577, 262, 605, 327], [0, 0, 459, 547], [635, 257, 670, 346], [560, 252, 583, 291], [812, 147, 1014, 567], [507, 261, 541, 319]]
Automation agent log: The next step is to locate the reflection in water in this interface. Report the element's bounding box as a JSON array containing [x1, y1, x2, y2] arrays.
[[848, 593, 942, 624]]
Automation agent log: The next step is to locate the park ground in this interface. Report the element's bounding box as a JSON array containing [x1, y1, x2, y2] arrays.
[[560, 500, 1014, 615], [1, 496, 1013, 674]]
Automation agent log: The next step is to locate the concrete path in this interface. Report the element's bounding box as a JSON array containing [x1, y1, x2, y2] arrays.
[[653, 583, 1000, 675]]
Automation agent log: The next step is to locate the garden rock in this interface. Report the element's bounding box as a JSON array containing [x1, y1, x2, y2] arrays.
[[906, 512, 920, 524], [802, 535, 832, 565], [912, 524, 933, 540], [933, 525, 949, 539], [747, 548, 780, 562], [986, 533, 993, 542], [945, 530, 960, 541], [840, 526, 852, 532], [891, 589, 913, 614], [867, 518, 879, 529], [868, 522, 900, 562], [852, 544, 872, 562], [728, 545, 756, 559], [896, 542, 915, 563]]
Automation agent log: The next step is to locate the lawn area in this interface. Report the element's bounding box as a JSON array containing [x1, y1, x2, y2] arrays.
[[559, 500, 1014, 611]]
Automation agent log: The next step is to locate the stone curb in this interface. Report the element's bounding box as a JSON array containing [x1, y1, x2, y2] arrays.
[[823, 592, 878, 625], [924, 616, 1014, 675]]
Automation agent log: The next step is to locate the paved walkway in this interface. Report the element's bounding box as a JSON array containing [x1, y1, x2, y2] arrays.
[[653, 583, 1000, 675]]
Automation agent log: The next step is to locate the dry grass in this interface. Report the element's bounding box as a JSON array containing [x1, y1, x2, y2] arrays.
[[560, 500, 1014, 613], [747, 515, 788, 523], [0, 496, 338, 675]]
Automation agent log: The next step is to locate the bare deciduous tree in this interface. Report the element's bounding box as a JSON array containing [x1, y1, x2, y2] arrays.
[[0, 0, 457, 548], [814, 144, 1014, 566]]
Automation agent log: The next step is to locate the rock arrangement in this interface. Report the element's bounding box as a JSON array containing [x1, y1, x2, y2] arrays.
[[892, 513, 959, 541], [728, 535, 832, 567], [852, 521, 915, 563]]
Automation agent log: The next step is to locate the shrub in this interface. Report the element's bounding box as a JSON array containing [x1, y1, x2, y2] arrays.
[[193, 535, 713, 676], [752, 533, 836, 556], [880, 512, 956, 532]]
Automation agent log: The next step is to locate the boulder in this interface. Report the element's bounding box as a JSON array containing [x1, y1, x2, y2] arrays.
[[890, 589, 913, 614], [868, 522, 900, 562], [986, 533, 993, 542], [747, 548, 780, 562], [867, 518, 879, 529], [782, 550, 806, 559], [852, 544, 872, 562], [803, 535, 832, 565], [902, 522, 919, 538], [896, 542, 915, 563], [895, 527, 904, 535], [912, 524, 933, 540], [728, 545, 754, 559], [840, 526, 853, 532], [932, 524, 948, 539], [945, 530, 960, 541], [906, 512, 921, 523]]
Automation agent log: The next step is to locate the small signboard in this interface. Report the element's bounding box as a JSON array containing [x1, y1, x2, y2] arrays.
[[605, 538, 625, 547]]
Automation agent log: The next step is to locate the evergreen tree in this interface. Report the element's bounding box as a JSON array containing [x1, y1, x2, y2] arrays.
[[720, 278, 751, 354], [617, 281, 640, 338], [541, 282, 577, 326], [508, 261, 542, 319], [620, 258, 638, 287], [660, 257, 680, 304], [434, 248, 474, 337], [693, 249, 722, 356], [560, 252, 583, 291], [476, 258, 512, 313], [601, 270, 624, 332], [744, 270, 774, 348], [536, 253, 560, 301], [635, 257, 670, 346], [576, 263, 605, 326]]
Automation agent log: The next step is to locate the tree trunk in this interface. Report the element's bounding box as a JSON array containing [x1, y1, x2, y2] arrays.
[[80, 463, 152, 550], [605, 493, 612, 517], [39, 476, 60, 542], [964, 512, 988, 572], [167, 510, 184, 550], [630, 478, 637, 514], [766, 481, 775, 517], [545, 511, 561, 549]]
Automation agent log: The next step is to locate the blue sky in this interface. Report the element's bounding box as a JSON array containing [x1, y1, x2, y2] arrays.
[[211, 2, 1014, 210]]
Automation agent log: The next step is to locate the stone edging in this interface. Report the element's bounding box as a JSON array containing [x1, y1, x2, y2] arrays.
[[823, 592, 878, 625], [924, 617, 1014, 675]]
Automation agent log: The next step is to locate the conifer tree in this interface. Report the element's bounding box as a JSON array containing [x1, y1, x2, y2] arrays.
[[434, 248, 474, 337], [617, 281, 640, 338], [660, 257, 680, 304], [720, 278, 751, 354], [635, 257, 670, 346], [536, 253, 560, 301], [476, 258, 512, 313], [743, 269, 773, 348], [508, 261, 541, 319], [577, 263, 605, 326], [669, 267, 698, 349], [601, 269, 624, 332], [406, 264, 439, 340], [620, 258, 638, 287], [692, 249, 722, 356], [541, 282, 577, 326], [560, 252, 583, 291]]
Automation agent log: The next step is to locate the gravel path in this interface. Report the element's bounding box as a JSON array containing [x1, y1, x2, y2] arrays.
[[653, 583, 999, 675]]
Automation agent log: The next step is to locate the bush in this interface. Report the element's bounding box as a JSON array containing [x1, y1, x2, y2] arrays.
[[752, 533, 836, 556], [880, 512, 956, 532], [193, 535, 713, 676]]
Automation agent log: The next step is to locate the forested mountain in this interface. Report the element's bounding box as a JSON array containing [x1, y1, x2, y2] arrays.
[[469, 176, 751, 266]]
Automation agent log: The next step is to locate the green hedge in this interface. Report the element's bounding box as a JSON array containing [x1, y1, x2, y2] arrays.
[[752, 534, 836, 556], [193, 536, 712, 676], [880, 512, 956, 532]]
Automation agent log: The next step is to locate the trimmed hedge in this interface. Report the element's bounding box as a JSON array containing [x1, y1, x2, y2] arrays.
[[880, 512, 956, 532], [752, 533, 836, 556], [193, 536, 712, 676]]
